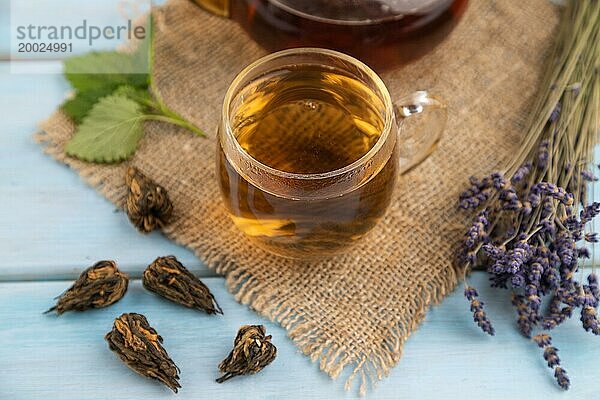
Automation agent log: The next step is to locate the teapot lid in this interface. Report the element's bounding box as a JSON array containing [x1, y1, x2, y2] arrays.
[[271, 0, 447, 23]]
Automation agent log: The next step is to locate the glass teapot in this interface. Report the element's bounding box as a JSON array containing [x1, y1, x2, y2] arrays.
[[192, 0, 468, 68]]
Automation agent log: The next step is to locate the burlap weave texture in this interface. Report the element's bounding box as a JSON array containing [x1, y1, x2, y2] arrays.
[[37, 0, 558, 393]]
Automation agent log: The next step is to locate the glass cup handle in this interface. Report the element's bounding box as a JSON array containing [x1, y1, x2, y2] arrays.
[[394, 91, 447, 174]]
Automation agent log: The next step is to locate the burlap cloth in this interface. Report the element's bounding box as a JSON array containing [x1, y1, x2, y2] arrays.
[[36, 0, 558, 393]]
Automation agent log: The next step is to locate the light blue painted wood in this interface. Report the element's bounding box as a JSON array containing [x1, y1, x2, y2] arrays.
[[0, 62, 203, 281], [1, 1, 598, 399], [0, 0, 598, 282], [0, 0, 10, 57], [0, 273, 598, 399], [2, 56, 600, 280], [1, 8, 600, 396]]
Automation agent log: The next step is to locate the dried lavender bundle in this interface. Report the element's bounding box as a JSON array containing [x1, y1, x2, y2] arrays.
[[105, 313, 181, 393], [458, 0, 600, 390], [45, 260, 128, 314], [216, 325, 277, 383], [125, 166, 173, 233], [142, 256, 223, 314]]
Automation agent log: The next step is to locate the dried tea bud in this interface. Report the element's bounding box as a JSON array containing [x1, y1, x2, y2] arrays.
[[143, 256, 222, 315], [45, 260, 128, 315], [105, 313, 181, 393], [125, 166, 173, 233], [217, 325, 277, 383]]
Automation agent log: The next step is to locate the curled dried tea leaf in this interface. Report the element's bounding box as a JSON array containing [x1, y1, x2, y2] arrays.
[[45, 260, 128, 314], [125, 166, 173, 233], [217, 325, 277, 383], [143, 256, 223, 314], [105, 313, 181, 393]]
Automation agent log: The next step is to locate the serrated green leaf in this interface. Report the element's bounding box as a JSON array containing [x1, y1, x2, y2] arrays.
[[61, 83, 154, 124], [65, 94, 146, 163], [64, 51, 148, 92], [61, 86, 119, 124], [61, 17, 152, 122], [61, 46, 149, 121], [60, 17, 205, 163], [63, 17, 151, 91], [113, 85, 153, 107]]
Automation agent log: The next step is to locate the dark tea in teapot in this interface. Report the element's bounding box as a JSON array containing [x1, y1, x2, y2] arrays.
[[195, 0, 468, 68]]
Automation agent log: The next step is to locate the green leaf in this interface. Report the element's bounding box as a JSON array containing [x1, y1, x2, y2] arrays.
[[63, 17, 151, 91], [61, 48, 150, 121], [113, 85, 154, 108], [61, 17, 152, 122], [64, 51, 149, 91], [60, 17, 206, 163], [65, 94, 146, 163], [61, 86, 119, 124]]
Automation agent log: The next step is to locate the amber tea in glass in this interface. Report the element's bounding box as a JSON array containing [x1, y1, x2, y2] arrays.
[[217, 49, 447, 258]]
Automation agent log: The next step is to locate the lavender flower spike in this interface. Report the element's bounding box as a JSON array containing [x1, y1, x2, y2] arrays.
[[533, 332, 569, 390], [581, 202, 600, 223], [543, 346, 561, 368], [512, 294, 533, 337], [464, 286, 495, 335], [588, 273, 599, 300], [543, 305, 573, 330], [532, 333, 552, 348], [554, 367, 570, 390], [549, 102, 561, 123], [538, 140, 549, 169], [581, 170, 598, 182], [511, 162, 532, 184], [580, 306, 600, 335], [462, 212, 489, 257]]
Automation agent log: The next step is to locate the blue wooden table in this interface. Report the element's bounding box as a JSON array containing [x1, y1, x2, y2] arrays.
[[1, 1, 599, 399]]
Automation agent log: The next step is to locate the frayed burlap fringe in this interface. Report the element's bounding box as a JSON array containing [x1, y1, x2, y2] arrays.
[[35, 0, 558, 394]]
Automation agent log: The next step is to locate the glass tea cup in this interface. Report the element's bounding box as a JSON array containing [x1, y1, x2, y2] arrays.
[[217, 48, 446, 259]]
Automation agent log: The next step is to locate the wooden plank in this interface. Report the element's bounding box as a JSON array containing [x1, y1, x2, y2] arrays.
[[0, 186, 205, 281], [0, 62, 204, 280], [0, 0, 10, 58], [2, 59, 600, 281], [0, 273, 598, 399]]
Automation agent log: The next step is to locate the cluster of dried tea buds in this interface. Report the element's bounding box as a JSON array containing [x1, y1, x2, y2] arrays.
[[45, 257, 276, 392], [105, 313, 181, 392], [125, 166, 173, 233], [45, 260, 128, 314], [46, 256, 220, 317], [217, 325, 277, 383], [143, 256, 223, 315]]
